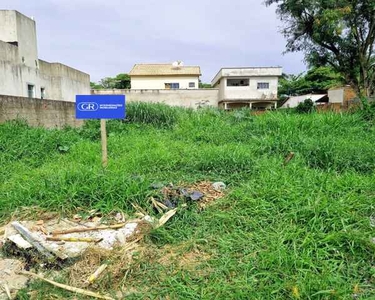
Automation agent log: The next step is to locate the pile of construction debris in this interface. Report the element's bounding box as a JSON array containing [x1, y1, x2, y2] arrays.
[[152, 180, 226, 210], [0, 181, 226, 299]]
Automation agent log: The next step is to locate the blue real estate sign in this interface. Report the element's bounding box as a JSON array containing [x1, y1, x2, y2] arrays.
[[76, 95, 126, 119]]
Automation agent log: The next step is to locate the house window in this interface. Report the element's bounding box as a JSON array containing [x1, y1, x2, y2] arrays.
[[27, 84, 35, 98], [189, 82, 195, 88], [257, 82, 270, 90], [41, 87, 45, 99], [227, 78, 249, 87], [165, 83, 180, 89]]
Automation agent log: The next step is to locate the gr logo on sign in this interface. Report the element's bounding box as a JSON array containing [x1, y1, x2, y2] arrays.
[[76, 95, 125, 119], [77, 102, 99, 112]]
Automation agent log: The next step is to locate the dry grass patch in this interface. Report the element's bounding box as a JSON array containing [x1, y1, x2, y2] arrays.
[[158, 243, 211, 273]]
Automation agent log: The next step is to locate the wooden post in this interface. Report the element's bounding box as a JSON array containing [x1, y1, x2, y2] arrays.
[[100, 119, 108, 168]]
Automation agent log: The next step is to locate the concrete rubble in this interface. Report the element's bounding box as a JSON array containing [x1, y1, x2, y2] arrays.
[[0, 259, 28, 300], [0, 181, 226, 298], [0, 215, 154, 299]]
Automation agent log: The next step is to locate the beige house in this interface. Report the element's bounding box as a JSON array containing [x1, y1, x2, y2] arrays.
[[0, 10, 90, 102], [211, 67, 282, 109], [129, 63, 201, 90]]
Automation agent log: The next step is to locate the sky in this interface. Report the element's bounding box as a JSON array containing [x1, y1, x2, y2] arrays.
[[2, 0, 306, 83]]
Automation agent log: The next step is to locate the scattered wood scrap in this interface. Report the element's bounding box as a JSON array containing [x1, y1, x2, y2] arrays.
[[156, 209, 178, 228], [20, 271, 114, 300], [87, 264, 108, 285], [51, 223, 126, 236], [151, 197, 169, 213], [46, 236, 103, 243]]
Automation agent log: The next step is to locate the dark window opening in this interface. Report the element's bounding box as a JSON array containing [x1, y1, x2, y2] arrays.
[[257, 82, 270, 90], [165, 83, 180, 89], [227, 78, 249, 87], [27, 84, 35, 98], [41, 87, 45, 99], [189, 82, 195, 88]]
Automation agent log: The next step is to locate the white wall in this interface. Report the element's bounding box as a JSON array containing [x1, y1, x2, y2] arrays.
[[92, 89, 219, 109], [0, 11, 18, 43], [214, 76, 279, 101], [212, 67, 282, 86], [39, 61, 90, 102], [131, 76, 199, 90], [328, 88, 344, 103], [0, 11, 90, 102], [0, 11, 38, 69], [0, 42, 90, 101]]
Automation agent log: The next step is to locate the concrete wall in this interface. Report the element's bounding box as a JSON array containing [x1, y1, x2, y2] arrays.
[[0, 45, 90, 101], [92, 89, 219, 109], [212, 67, 283, 86], [328, 86, 357, 104], [0, 41, 41, 98], [0, 10, 90, 102], [0, 10, 38, 68], [0, 94, 82, 128], [0, 10, 18, 43], [39, 60, 91, 102], [131, 75, 199, 90], [328, 88, 344, 104]]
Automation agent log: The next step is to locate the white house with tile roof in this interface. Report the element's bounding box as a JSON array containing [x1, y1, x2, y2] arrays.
[[129, 62, 201, 90]]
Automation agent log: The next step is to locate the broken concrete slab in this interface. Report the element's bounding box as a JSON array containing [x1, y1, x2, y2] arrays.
[[7, 234, 32, 250], [2, 218, 147, 260]]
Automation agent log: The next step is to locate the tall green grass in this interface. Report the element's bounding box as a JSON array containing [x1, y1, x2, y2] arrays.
[[0, 103, 374, 299]]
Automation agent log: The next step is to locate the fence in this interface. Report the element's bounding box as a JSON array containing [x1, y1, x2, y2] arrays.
[[0, 95, 82, 128]]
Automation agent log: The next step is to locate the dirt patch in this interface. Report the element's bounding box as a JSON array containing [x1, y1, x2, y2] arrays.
[[0, 259, 28, 299], [158, 244, 211, 272], [189, 181, 225, 209], [68, 241, 144, 290]]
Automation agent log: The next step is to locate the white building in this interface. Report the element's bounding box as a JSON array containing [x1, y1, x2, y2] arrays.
[[129, 63, 201, 90], [0, 10, 90, 102], [281, 94, 328, 108], [211, 67, 283, 110]]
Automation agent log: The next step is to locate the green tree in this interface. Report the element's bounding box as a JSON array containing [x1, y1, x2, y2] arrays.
[[90, 82, 103, 90], [279, 66, 344, 97], [113, 73, 131, 89], [199, 80, 212, 88], [266, 0, 375, 97], [90, 73, 131, 90], [296, 98, 315, 113]]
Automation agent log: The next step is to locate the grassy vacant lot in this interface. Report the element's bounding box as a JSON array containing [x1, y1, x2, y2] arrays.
[[0, 103, 374, 299]]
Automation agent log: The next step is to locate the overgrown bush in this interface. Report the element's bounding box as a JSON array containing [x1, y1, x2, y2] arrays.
[[360, 98, 375, 122], [126, 102, 181, 128], [296, 98, 315, 114]]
